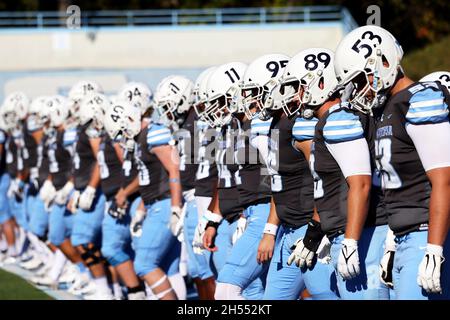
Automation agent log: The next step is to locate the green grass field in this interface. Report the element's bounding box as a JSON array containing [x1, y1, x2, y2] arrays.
[[0, 268, 53, 300]]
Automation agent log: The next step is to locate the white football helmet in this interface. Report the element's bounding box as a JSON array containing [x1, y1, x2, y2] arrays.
[[334, 25, 402, 113], [67, 80, 103, 123], [420, 71, 450, 91], [193, 67, 217, 119], [205, 62, 247, 127], [155, 75, 194, 127], [27, 96, 49, 131], [277, 48, 338, 118], [104, 99, 142, 148], [1, 91, 30, 131], [41, 95, 69, 128], [118, 82, 153, 115], [240, 54, 290, 120], [79, 93, 110, 131]]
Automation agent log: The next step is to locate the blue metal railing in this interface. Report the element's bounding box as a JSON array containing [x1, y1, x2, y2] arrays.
[[0, 6, 358, 32]]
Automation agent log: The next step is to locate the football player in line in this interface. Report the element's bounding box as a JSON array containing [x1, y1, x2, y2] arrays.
[[281, 45, 391, 299], [105, 83, 183, 300], [64, 81, 115, 299], [336, 25, 450, 299], [0, 106, 18, 264], [1, 93, 30, 262], [200, 62, 271, 299], [36, 95, 90, 290], [247, 52, 338, 300], [156, 75, 217, 300]]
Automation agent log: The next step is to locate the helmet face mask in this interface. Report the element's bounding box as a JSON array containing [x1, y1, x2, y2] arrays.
[[279, 79, 302, 117], [154, 75, 194, 127], [240, 54, 290, 120], [193, 67, 217, 122], [241, 84, 265, 120], [205, 62, 247, 127], [203, 94, 232, 128]]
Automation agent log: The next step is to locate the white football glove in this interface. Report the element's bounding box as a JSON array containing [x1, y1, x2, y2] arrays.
[[169, 205, 186, 242], [417, 244, 445, 294], [130, 209, 147, 238], [107, 200, 128, 220], [192, 210, 222, 254], [78, 186, 96, 211], [232, 216, 247, 245], [317, 235, 332, 264], [338, 238, 360, 280], [39, 180, 56, 208], [7, 178, 18, 198], [379, 228, 396, 289], [54, 181, 74, 205], [287, 220, 325, 268]]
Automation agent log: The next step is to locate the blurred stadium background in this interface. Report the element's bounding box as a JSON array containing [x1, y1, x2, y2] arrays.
[[0, 0, 448, 101]]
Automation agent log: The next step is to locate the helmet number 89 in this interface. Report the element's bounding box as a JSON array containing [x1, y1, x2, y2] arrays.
[[304, 53, 330, 71]]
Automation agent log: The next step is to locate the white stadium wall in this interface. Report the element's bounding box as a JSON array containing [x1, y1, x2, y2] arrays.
[[0, 22, 346, 99]]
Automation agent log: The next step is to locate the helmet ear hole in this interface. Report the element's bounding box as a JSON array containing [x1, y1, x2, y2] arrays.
[[382, 55, 390, 68], [318, 77, 325, 90]]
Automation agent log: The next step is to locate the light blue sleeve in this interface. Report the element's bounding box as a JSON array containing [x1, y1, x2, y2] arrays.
[[146, 122, 173, 150], [292, 116, 318, 141], [63, 128, 77, 147], [323, 110, 364, 143], [250, 117, 272, 136], [406, 87, 449, 124]]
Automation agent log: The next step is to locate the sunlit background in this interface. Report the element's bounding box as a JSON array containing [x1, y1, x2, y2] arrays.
[[0, 0, 448, 100]]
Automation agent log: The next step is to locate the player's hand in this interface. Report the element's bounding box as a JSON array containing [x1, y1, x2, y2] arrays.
[[54, 181, 74, 205], [78, 186, 96, 211], [203, 226, 218, 252], [108, 200, 128, 220], [417, 244, 445, 294], [338, 238, 360, 280], [379, 228, 396, 288], [288, 220, 324, 268], [232, 216, 247, 245], [287, 238, 315, 268], [257, 233, 275, 264], [67, 190, 80, 214], [130, 209, 147, 238], [115, 188, 128, 208], [169, 205, 185, 241], [192, 215, 208, 254]]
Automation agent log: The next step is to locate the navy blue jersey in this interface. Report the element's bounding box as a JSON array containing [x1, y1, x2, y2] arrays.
[[73, 125, 98, 190], [48, 128, 75, 190], [216, 118, 244, 222], [98, 134, 122, 198], [0, 129, 7, 175], [135, 121, 171, 205], [267, 112, 315, 227], [235, 118, 271, 208], [194, 120, 218, 197], [313, 102, 386, 239], [374, 81, 450, 236], [174, 108, 198, 191]]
